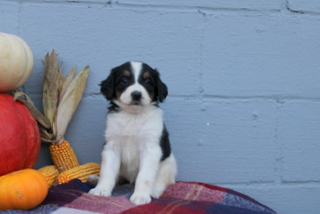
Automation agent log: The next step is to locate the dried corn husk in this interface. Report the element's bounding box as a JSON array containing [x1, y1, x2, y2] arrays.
[[54, 66, 89, 144], [14, 50, 89, 147], [13, 50, 89, 175], [42, 51, 60, 126], [14, 91, 51, 130], [39, 126, 54, 142], [59, 65, 77, 102]]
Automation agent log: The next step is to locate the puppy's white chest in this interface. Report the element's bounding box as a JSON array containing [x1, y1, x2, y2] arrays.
[[106, 107, 163, 141], [105, 108, 163, 181], [119, 141, 140, 181], [120, 118, 144, 138]]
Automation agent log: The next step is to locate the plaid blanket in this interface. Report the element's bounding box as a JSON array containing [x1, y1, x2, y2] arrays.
[[2, 179, 276, 214]]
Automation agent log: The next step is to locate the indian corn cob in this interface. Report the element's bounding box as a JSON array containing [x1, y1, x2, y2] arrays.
[[41, 51, 88, 172], [38, 165, 59, 187], [56, 162, 100, 184], [49, 140, 80, 173]]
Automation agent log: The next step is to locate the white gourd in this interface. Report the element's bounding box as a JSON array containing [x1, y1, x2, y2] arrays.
[[0, 32, 34, 92]]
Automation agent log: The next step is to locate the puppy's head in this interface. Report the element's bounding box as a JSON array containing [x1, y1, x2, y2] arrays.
[[100, 61, 168, 111]]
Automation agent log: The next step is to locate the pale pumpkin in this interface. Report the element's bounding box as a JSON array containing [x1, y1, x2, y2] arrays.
[[0, 94, 41, 176], [0, 32, 34, 92], [0, 169, 48, 210]]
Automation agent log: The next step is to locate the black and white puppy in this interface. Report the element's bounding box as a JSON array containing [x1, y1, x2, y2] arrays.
[[89, 61, 177, 205]]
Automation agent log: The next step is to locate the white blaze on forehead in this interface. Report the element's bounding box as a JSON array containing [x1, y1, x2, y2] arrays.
[[117, 61, 151, 109], [130, 61, 142, 82]]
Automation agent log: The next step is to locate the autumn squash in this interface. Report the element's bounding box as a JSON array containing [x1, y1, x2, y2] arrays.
[[0, 94, 41, 176], [0, 169, 48, 210], [0, 32, 34, 92]]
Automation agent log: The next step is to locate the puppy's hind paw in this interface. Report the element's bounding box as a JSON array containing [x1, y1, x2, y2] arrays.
[[130, 192, 152, 205], [151, 183, 166, 199]]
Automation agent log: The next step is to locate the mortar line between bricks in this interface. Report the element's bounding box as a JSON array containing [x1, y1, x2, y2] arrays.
[[17, 1, 23, 35], [8, 0, 107, 8], [112, 2, 283, 14], [274, 101, 284, 186], [210, 181, 320, 189], [5, 0, 320, 16], [284, 0, 320, 16], [282, 180, 320, 185], [20, 92, 320, 102], [197, 8, 207, 100], [114, 1, 320, 16], [201, 95, 320, 102], [4, 0, 291, 15]]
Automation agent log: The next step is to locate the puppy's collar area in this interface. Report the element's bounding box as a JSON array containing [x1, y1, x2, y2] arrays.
[[108, 101, 120, 112], [108, 100, 160, 114]]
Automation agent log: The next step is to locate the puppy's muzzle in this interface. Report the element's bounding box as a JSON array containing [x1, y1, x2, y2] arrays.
[[131, 91, 142, 105]]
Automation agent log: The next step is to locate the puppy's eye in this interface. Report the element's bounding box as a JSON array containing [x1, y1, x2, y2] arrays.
[[121, 78, 129, 84], [144, 79, 151, 85]]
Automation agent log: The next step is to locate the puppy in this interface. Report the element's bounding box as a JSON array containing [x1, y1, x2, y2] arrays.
[[89, 61, 177, 205]]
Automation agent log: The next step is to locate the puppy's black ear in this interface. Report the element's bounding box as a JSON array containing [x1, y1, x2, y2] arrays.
[[100, 71, 115, 100], [156, 70, 168, 102]]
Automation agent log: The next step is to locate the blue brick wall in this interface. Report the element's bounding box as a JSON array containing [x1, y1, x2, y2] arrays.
[[1, 0, 320, 213]]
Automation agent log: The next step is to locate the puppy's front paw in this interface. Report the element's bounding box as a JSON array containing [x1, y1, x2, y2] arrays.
[[87, 175, 99, 185], [89, 187, 112, 197], [130, 192, 151, 205]]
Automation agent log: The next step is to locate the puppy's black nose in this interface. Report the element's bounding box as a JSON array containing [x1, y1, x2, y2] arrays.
[[131, 91, 142, 100]]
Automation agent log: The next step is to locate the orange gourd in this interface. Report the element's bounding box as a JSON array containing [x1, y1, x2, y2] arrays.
[[0, 169, 48, 210]]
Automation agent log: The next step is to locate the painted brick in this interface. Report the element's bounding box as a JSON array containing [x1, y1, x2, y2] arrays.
[[20, 2, 202, 96], [0, 2, 20, 34], [117, 0, 281, 11], [63, 96, 107, 164], [278, 101, 320, 182], [31, 0, 109, 2], [288, 0, 320, 13], [232, 185, 320, 214], [163, 98, 278, 183], [35, 145, 53, 169], [34, 96, 107, 167], [202, 14, 320, 98]]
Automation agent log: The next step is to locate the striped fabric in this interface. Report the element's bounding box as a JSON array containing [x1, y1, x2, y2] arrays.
[[2, 179, 276, 214]]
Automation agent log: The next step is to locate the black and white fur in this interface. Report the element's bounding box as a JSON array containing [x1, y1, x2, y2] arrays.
[[89, 61, 177, 205]]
